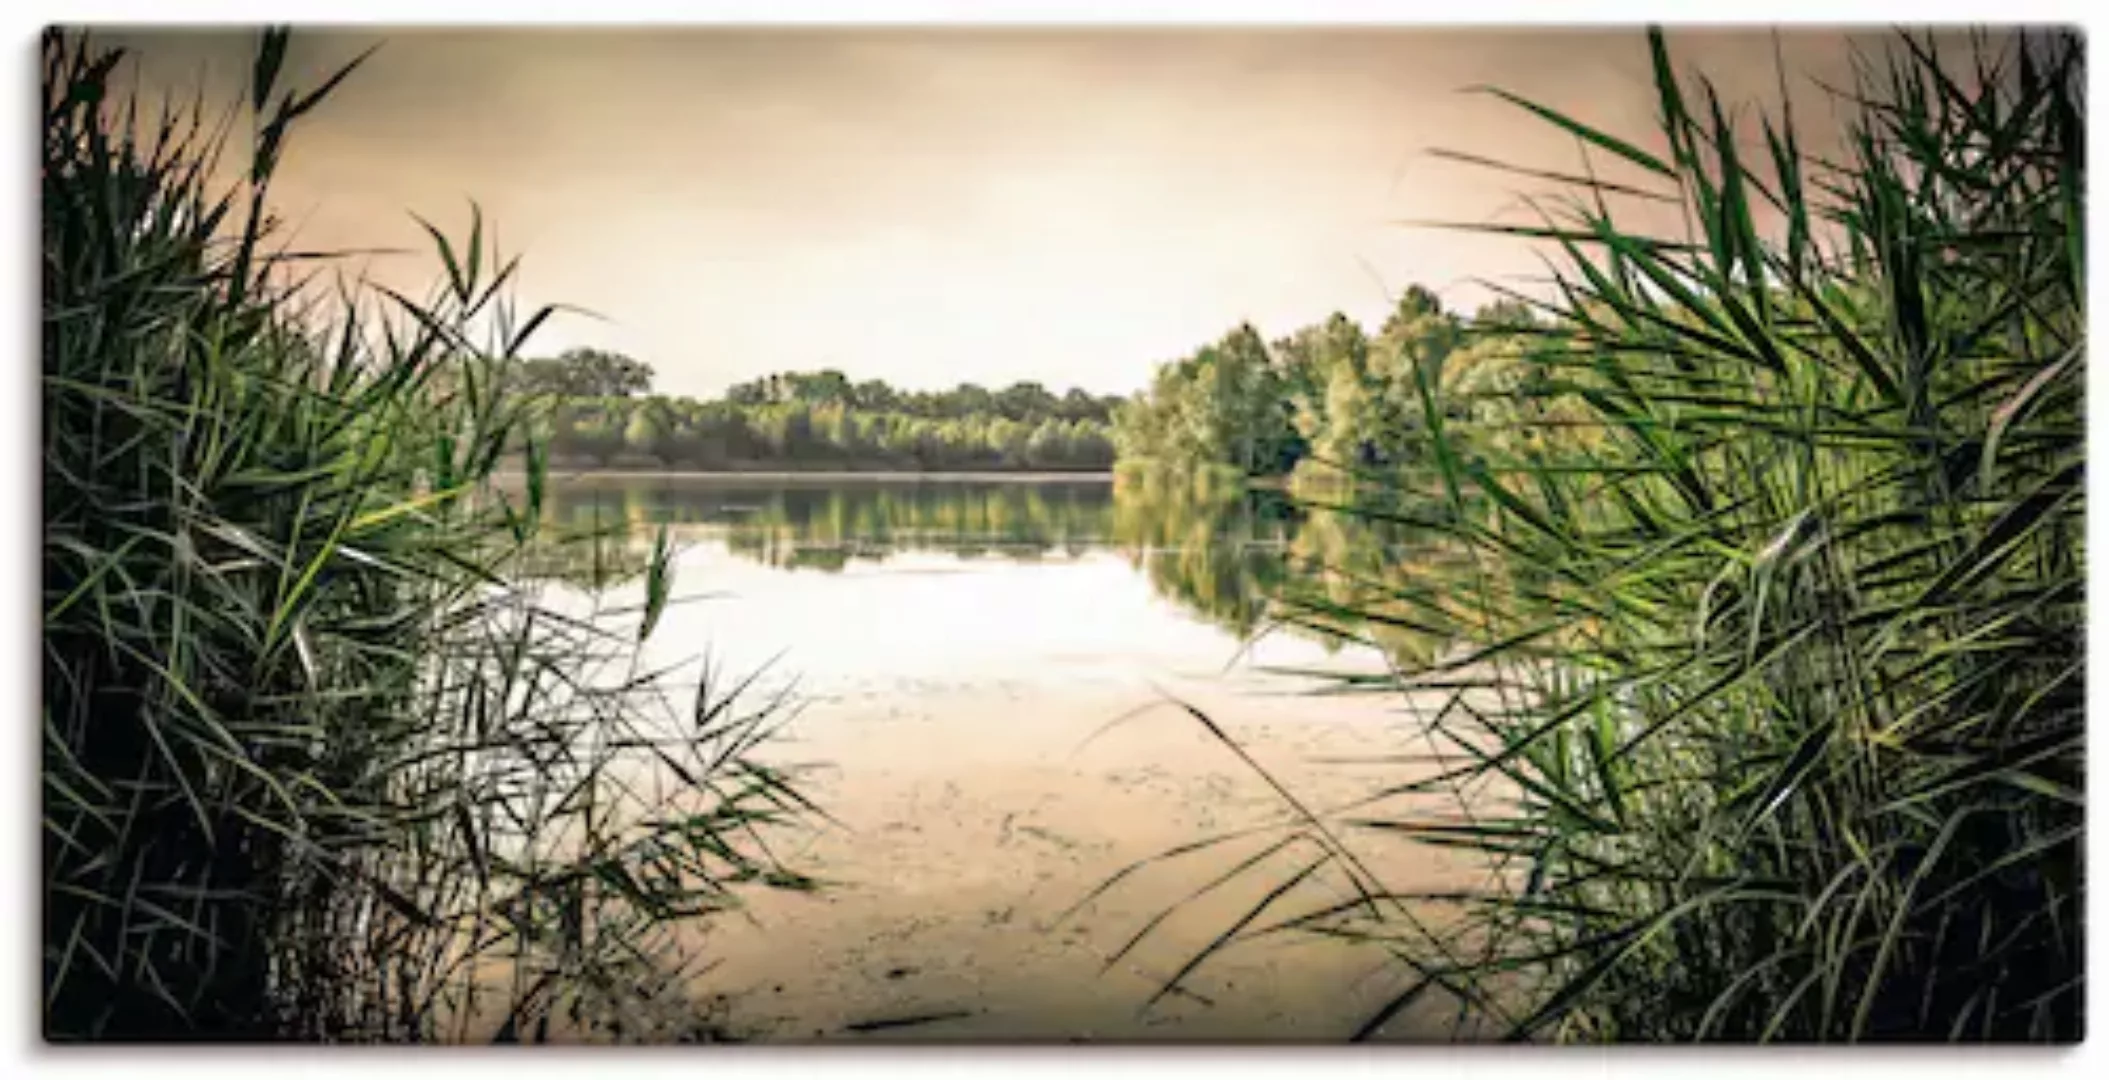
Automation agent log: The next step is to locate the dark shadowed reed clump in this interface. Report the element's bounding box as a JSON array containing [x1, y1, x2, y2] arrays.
[[42, 29, 813, 1042], [1121, 28, 2083, 1043]]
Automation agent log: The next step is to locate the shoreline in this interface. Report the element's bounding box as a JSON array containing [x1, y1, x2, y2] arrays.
[[495, 466, 1300, 490], [495, 468, 1116, 484]]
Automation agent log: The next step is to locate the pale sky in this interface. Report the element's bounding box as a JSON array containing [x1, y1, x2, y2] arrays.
[[96, 26, 1923, 398]]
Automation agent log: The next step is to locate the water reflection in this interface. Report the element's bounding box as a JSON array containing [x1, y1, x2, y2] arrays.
[[539, 477, 1113, 569], [1110, 472, 1458, 666], [527, 473, 1452, 666], [1109, 472, 1299, 641]]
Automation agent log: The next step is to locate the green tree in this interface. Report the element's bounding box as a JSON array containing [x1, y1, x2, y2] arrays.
[[623, 402, 670, 461], [994, 380, 1058, 421], [514, 347, 655, 398], [1025, 418, 1066, 467], [851, 379, 897, 411], [989, 417, 1032, 466]]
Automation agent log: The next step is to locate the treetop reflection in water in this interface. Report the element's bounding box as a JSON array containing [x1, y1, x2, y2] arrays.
[[526, 472, 1454, 666]]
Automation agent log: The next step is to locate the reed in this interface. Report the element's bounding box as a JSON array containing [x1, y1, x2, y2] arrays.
[[42, 28, 812, 1041], [1120, 27, 2083, 1043]]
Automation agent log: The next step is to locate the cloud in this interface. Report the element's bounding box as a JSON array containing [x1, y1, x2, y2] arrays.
[[87, 25, 1942, 397]]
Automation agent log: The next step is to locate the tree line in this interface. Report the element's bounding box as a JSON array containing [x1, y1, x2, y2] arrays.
[[505, 352, 1124, 471], [1109, 287, 1556, 483]]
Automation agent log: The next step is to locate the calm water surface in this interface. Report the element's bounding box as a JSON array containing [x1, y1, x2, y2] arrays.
[[543, 474, 1372, 695], [534, 474, 1479, 1042]]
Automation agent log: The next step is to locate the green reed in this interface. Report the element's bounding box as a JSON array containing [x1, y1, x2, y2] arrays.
[[42, 28, 813, 1041], [1115, 28, 2082, 1043]]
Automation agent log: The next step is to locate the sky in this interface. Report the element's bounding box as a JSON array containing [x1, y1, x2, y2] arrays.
[[93, 25, 1939, 399]]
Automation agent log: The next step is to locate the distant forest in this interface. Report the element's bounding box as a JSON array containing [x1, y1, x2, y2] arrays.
[[511, 286, 1547, 479], [506, 353, 1124, 472], [1109, 286, 1549, 484]]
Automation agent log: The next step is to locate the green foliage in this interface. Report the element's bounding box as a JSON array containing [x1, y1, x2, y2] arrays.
[[507, 348, 656, 398], [1113, 299, 1539, 484], [42, 29, 809, 1041], [1120, 28, 2084, 1044], [528, 370, 1119, 472]]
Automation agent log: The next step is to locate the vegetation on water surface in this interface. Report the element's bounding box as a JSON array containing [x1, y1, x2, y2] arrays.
[[505, 355, 1122, 473], [42, 29, 813, 1041], [1113, 27, 2084, 1043]]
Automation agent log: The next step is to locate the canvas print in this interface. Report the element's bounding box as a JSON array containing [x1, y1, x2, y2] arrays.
[[40, 22, 2083, 1044]]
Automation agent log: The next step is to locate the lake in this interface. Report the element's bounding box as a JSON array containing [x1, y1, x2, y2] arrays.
[[532, 473, 1486, 1042]]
